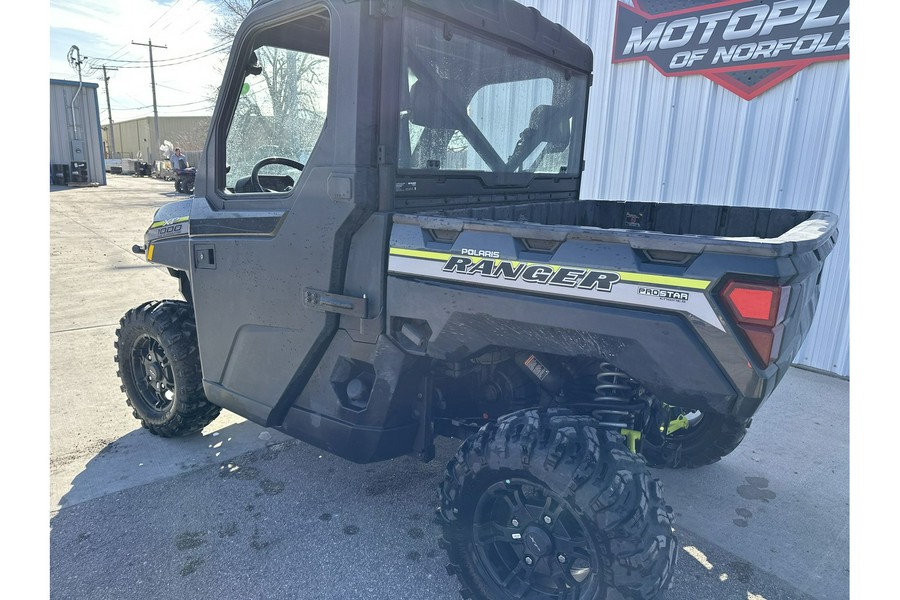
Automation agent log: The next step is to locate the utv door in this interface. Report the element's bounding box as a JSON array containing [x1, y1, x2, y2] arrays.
[[187, 1, 377, 426]]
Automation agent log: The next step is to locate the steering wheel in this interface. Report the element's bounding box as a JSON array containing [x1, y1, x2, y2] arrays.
[[250, 157, 305, 192]]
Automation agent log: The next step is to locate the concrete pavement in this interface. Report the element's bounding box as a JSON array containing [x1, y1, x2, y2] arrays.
[[49, 176, 849, 599]]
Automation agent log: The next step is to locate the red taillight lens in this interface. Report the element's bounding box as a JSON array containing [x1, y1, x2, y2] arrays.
[[721, 281, 790, 366], [722, 282, 780, 326], [740, 325, 782, 363]]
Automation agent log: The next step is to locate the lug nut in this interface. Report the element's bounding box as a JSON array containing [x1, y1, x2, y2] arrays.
[[543, 516, 552, 525], [557, 554, 566, 564], [511, 519, 520, 527], [524, 556, 534, 566]]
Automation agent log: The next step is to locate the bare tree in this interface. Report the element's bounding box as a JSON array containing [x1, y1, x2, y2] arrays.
[[177, 117, 212, 152], [209, 0, 253, 47], [209, 0, 327, 130], [209, 0, 330, 182], [204, 0, 252, 106]]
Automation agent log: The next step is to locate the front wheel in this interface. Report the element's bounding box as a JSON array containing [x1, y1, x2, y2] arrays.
[[440, 409, 677, 600], [114, 300, 220, 437]]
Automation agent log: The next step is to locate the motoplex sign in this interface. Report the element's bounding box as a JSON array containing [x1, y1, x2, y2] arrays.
[[612, 0, 849, 100]]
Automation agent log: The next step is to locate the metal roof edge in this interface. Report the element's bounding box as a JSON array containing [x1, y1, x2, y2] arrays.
[[50, 78, 100, 89]]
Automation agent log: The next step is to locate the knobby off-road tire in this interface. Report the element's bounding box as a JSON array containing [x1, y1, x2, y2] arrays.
[[439, 409, 677, 600], [642, 412, 751, 469], [114, 300, 220, 437]]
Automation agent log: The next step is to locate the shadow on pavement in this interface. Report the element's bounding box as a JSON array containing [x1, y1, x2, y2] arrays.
[[49, 429, 457, 600], [53, 420, 280, 512]]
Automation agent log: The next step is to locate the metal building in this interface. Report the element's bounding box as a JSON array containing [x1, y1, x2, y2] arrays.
[[49, 79, 106, 186], [519, 0, 850, 377], [102, 115, 211, 163]]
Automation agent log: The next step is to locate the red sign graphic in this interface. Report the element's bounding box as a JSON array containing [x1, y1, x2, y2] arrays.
[[612, 0, 849, 99]]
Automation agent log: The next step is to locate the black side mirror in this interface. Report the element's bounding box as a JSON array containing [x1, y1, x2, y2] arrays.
[[246, 51, 263, 76]]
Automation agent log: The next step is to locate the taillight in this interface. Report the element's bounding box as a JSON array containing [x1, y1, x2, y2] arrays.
[[721, 281, 790, 366]]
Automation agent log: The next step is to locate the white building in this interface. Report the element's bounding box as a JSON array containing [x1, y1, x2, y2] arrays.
[[49, 79, 106, 185]]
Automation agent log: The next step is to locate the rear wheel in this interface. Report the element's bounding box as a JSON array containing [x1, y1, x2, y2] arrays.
[[174, 179, 183, 193], [114, 300, 220, 437], [440, 409, 677, 600], [642, 409, 751, 468]]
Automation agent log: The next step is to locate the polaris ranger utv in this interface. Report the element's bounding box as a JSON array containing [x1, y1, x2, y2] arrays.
[[115, 0, 838, 597]]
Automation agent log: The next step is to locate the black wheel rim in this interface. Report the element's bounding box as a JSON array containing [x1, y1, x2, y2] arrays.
[[130, 334, 176, 413], [471, 478, 600, 600]]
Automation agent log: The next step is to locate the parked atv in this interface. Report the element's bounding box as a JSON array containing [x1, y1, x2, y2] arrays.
[[174, 166, 196, 195], [115, 1, 838, 598]]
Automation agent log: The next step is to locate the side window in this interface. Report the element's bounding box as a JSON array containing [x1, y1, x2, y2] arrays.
[[223, 9, 330, 194]]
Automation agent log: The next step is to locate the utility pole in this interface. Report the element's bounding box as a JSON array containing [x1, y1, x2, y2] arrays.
[[132, 39, 167, 164], [100, 65, 119, 159]]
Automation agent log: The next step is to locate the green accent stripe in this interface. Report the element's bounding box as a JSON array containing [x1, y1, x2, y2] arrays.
[[389, 247, 450, 262], [150, 216, 190, 228], [389, 247, 710, 290], [618, 272, 709, 290]]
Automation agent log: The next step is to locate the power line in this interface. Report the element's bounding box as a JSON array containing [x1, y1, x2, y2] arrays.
[[99, 44, 136, 63], [170, 16, 218, 41], [102, 103, 214, 118], [156, 0, 207, 35], [108, 97, 213, 111], [87, 0, 206, 63], [167, 104, 215, 114], [88, 43, 229, 65], [89, 45, 228, 70], [155, 83, 189, 94], [147, 0, 184, 31], [158, 80, 220, 95]]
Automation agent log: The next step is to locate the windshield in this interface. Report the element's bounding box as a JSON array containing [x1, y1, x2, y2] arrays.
[[399, 11, 588, 175]]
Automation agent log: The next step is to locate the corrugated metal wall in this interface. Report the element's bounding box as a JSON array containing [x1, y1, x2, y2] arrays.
[[518, 0, 849, 377], [49, 80, 106, 185], [107, 118, 152, 161], [105, 116, 211, 161]]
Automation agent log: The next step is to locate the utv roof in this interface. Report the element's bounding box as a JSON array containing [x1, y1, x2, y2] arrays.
[[249, 0, 593, 72], [406, 0, 592, 72]]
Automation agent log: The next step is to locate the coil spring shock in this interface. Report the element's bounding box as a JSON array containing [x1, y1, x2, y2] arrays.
[[590, 362, 649, 429]]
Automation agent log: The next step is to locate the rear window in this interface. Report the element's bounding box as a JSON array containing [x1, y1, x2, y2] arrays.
[[398, 10, 588, 176]]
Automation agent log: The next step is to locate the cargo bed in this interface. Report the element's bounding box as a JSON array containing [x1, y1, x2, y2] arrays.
[[399, 199, 836, 257]]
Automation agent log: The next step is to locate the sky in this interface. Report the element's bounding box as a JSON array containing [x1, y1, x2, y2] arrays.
[[49, 0, 231, 123]]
